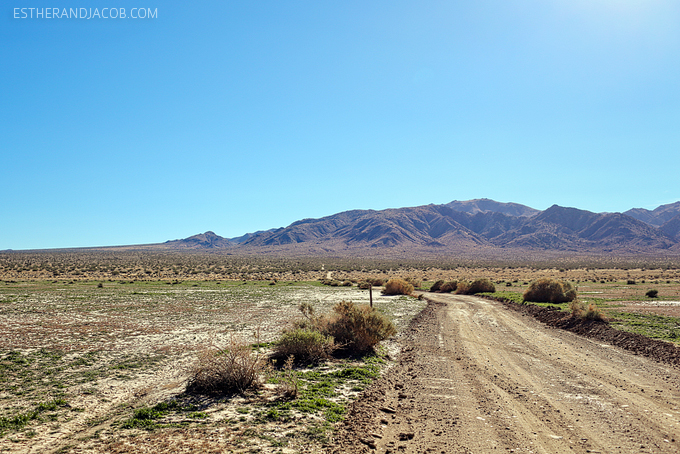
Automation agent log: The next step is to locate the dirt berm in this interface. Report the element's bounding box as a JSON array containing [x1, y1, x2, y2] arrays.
[[331, 294, 680, 453]]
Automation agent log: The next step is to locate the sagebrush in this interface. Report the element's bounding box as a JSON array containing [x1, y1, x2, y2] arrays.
[[274, 328, 336, 363], [187, 336, 268, 395], [382, 278, 414, 296], [523, 278, 577, 303]]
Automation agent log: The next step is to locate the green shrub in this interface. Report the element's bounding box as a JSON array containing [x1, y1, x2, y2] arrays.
[[646, 289, 659, 298], [326, 301, 397, 353], [523, 278, 577, 303], [382, 279, 414, 296], [357, 281, 371, 290], [274, 329, 336, 363]]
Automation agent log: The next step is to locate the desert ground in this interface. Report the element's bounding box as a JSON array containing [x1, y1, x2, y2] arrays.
[[1, 253, 680, 453]]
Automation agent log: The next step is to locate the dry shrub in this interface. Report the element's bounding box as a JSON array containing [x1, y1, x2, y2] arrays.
[[382, 278, 414, 296], [454, 280, 470, 294], [187, 337, 267, 395], [569, 299, 585, 318], [358, 281, 371, 290], [325, 301, 397, 353], [273, 328, 336, 363], [440, 280, 458, 293], [429, 280, 445, 292], [468, 278, 495, 294], [405, 276, 422, 289], [366, 277, 386, 286], [523, 278, 577, 303], [453, 278, 495, 295], [277, 355, 299, 398], [583, 303, 606, 322]]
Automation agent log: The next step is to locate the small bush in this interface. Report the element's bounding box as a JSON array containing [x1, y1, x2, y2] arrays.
[[583, 303, 606, 322], [468, 278, 495, 294], [404, 277, 422, 289], [523, 278, 577, 303], [569, 299, 585, 318], [646, 289, 659, 298], [451, 278, 495, 295], [382, 279, 414, 296], [429, 280, 445, 292], [187, 337, 268, 395], [439, 280, 458, 293], [276, 356, 299, 398], [627, 280, 636, 285], [454, 280, 470, 294], [357, 281, 371, 290], [274, 329, 336, 363], [326, 301, 397, 353]]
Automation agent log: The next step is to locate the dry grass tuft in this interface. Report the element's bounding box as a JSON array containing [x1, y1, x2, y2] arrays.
[[583, 302, 607, 322], [569, 299, 607, 322]]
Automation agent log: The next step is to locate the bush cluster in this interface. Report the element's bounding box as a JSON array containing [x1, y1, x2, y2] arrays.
[[429, 280, 445, 292], [523, 278, 576, 303], [278, 301, 397, 357], [454, 278, 495, 295], [440, 280, 458, 293]]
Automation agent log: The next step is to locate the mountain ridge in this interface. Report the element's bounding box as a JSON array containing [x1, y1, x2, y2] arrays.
[[167, 199, 680, 255]]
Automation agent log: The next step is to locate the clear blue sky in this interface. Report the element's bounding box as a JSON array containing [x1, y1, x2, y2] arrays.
[[2, 0, 679, 250]]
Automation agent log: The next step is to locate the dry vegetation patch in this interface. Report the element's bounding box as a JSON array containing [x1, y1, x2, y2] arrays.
[[0, 278, 424, 453]]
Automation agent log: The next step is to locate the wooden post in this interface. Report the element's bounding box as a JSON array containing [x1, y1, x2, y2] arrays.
[[369, 283, 373, 308]]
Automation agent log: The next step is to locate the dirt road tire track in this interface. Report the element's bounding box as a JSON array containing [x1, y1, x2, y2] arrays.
[[331, 294, 680, 453]]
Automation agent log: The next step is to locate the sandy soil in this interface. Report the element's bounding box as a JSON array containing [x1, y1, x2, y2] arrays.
[[332, 294, 680, 453]]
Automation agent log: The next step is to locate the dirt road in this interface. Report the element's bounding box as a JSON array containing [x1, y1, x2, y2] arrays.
[[332, 294, 680, 453]]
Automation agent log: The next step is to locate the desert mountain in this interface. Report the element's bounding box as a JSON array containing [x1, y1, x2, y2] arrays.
[[164, 231, 232, 249], [228, 228, 281, 244], [624, 202, 680, 227], [167, 199, 680, 254], [660, 215, 680, 242], [444, 198, 539, 217]]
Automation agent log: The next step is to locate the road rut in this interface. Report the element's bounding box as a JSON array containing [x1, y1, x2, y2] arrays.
[[332, 294, 680, 453]]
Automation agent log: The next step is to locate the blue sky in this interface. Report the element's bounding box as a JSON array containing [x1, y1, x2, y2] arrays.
[[2, 0, 679, 250]]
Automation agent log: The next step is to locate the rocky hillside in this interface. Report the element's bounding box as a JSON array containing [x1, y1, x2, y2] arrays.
[[166, 199, 680, 255]]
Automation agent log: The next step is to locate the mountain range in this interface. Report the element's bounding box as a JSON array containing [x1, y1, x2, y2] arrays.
[[163, 199, 680, 255]]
